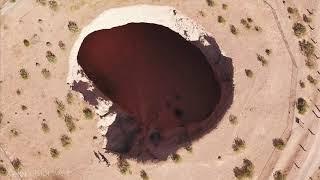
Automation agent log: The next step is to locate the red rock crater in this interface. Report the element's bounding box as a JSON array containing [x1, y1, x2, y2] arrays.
[[77, 23, 221, 160]]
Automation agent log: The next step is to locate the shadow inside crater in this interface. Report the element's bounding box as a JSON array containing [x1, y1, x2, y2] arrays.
[[71, 23, 234, 162]]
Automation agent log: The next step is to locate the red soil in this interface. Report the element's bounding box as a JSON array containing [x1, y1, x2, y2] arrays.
[[77, 23, 221, 150]]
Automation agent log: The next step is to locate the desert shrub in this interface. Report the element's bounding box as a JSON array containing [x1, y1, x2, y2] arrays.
[[140, 170, 149, 180], [10, 129, 19, 136], [257, 54, 268, 66], [218, 16, 225, 23], [265, 49, 272, 55], [48, 0, 58, 11], [58, 41, 66, 50], [198, 11, 205, 17], [23, 39, 30, 47], [0, 165, 7, 176], [117, 157, 130, 175], [83, 108, 94, 119], [60, 134, 71, 147], [41, 68, 51, 79], [10, 0, 16, 2], [0, 112, 3, 124], [46, 42, 52, 47], [229, 114, 238, 125], [296, 97, 307, 114], [232, 137, 246, 152], [184, 145, 193, 153], [206, 0, 214, 7], [66, 92, 73, 104], [247, 17, 253, 23], [230, 25, 238, 35], [21, 105, 27, 111], [292, 23, 306, 37], [41, 122, 49, 133], [68, 21, 79, 33], [36, 0, 46, 6], [273, 170, 286, 180], [305, 59, 316, 69], [19, 68, 29, 79], [254, 26, 262, 32], [299, 80, 305, 88], [233, 158, 254, 179], [307, 75, 317, 84], [222, 3, 228, 10], [245, 69, 253, 78], [55, 99, 65, 117], [272, 138, 285, 150], [46, 51, 56, 63], [303, 14, 312, 23], [299, 40, 315, 58], [171, 153, 182, 163], [11, 158, 22, 171], [287, 7, 298, 14], [50, 148, 59, 158], [64, 114, 76, 132], [16, 89, 21, 95], [240, 19, 251, 29]]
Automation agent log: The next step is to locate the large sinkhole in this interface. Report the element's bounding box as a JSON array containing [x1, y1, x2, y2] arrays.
[[76, 23, 232, 162]]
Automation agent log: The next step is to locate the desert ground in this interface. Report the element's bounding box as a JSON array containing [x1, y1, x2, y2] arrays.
[[0, 0, 319, 180]]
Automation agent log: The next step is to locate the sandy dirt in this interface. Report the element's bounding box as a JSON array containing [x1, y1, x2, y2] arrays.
[[0, 0, 319, 180]]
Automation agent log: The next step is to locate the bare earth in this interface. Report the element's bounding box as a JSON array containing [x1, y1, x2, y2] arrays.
[[0, 0, 319, 180]]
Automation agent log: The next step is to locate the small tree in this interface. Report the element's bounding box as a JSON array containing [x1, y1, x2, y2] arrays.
[[303, 14, 312, 23], [292, 23, 306, 37], [257, 54, 268, 66], [68, 21, 79, 33], [233, 158, 254, 179], [206, 0, 214, 7], [272, 138, 285, 150], [171, 153, 182, 163], [41, 122, 49, 133], [218, 16, 226, 23], [64, 114, 76, 132], [41, 68, 51, 79], [46, 51, 56, 63], [66, 92, 73, 104], [23, 39, 30, 47], [50, 148, 60, 158], [299, 40, 315, 58], [60, 134, 72, 147], [48, 0, 58, 11], [230, 25, 238, 35], [307, 75, 317, 85], [229, 114, 238, 125]]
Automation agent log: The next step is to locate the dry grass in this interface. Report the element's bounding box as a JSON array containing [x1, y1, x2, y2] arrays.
[[11, 158, 22, 171], [60, 134, 72, 147], [41, 68, 51, 79], [272, 138, 286, 150], [140, 170, 149, 180], [46, 51, 57, 63], [273, 170, 286, 180], [19, 68, 29, 79], [292, 23, 306, 37], [68, 21, 79, 33], [233, 159, 254, 179], [296, 97, 308, 114], [232, 137, 246, 152], [50, 148, 59, 158]]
